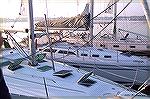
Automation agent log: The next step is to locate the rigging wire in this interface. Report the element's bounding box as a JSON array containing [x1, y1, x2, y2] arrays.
[[36, 0, 149, 74], [79, 0, 133, 49], [33, 0, 120, 49], [44, 14, 55, 72], [44, 0, 55, 71], [11, 0, 24, 28], [38, 0, 149, 87], [6, 0, 149, 95], [55, 0, 120, 36], [44, 0, 131, 58], [8, 0, 146, 89], [131, 77, 150, 98], [129, 68, 139, 89], [6, 32, 30, 61]]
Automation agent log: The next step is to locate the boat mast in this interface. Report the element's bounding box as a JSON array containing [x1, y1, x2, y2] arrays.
[[28, 0, 37, 66], [113, 0, 117, 39], [89, 0, 94, 46], [140, 0, 150, 40]]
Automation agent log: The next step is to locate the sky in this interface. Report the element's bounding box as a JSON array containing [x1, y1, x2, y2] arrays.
[[0, 0, 148, 18]]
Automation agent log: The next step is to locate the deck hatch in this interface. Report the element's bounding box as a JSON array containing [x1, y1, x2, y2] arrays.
[[77, 71, 96, 87], [53, 70, 72, 78], [8, 58, 23, 71]]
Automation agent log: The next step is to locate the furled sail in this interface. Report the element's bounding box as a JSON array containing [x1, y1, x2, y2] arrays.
[[35, 3, 90, 31]]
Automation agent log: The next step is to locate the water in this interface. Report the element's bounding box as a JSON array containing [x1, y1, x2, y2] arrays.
[[93, 20, 149, 39], [1, 18, 149, 41]]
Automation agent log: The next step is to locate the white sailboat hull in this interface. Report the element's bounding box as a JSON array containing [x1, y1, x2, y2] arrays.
[[66, 37, 150, 55], [52, 56, 150, 85], [42, 42, 150, 85], [1, 49, 142, 97]]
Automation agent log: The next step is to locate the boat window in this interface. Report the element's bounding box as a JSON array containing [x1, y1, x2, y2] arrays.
[[133, 60, 144, 63], [120, 52, 132, 57], [58, 50, 76, 55], [44, 49, 57, 53], [97, 49, 103, 51], [68, 51, 76, 55], [77, 71, 96, 87], [53, 70, 72, 78], [130, 46, 135, 48], [39, 49, 43, 51], [81, 53, 88, 56], [92, 54, 99, 57], [100, 44, 105, 47], [113, 45, 119, 48], [73, 45, 79, 48], [58, 50, 68, 54], [104, 55, 111, 58]]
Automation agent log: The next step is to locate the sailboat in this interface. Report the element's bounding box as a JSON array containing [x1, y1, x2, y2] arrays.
[[61, 0, 150, 56], [40, 41, 150, 86], [34, 0, 150, 86], [90, 0, 150, 56], [0, 0, 146, 98], [5, 0, 150, 57], [1, 48, 146, 97]]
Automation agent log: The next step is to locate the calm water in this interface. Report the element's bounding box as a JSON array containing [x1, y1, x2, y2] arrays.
[[93, 20, 149, 39], [1, 19, 149, 41]]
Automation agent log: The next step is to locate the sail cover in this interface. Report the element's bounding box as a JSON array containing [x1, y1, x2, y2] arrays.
[[35, 3, 90, 31]]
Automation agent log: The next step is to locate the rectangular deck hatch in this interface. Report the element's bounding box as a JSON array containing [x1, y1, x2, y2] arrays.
[[8, 58, 23, 71], [77, 71, 96, 87], [53, 70, 72, 78]]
